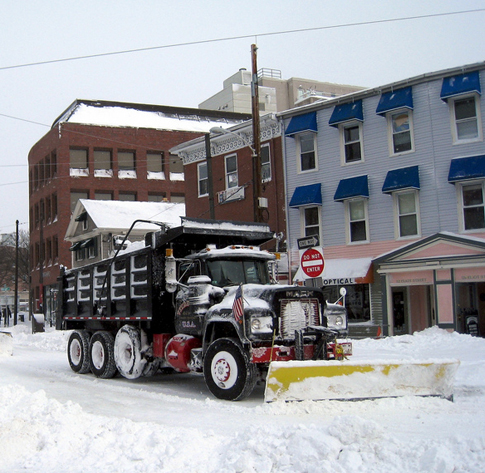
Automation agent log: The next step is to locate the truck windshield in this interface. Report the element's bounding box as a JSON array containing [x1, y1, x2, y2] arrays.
[[206, 259, 270, 287]]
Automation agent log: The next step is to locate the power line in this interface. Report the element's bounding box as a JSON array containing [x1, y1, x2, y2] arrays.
[[0, 9, 483, 72]]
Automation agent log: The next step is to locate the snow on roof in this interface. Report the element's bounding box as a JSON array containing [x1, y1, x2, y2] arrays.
[[79, 199, 185, 231], [59, 102, 246, 133]]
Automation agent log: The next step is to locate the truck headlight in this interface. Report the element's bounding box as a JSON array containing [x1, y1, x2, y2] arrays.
[[250, 316, 273, 335]]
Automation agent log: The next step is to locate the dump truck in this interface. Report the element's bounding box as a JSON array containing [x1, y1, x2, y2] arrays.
[[56, 217, 351, 401], [56, 217, 458, 402]]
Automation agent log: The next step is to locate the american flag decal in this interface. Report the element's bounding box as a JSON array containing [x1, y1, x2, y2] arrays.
[[232, 285, 244, 324]]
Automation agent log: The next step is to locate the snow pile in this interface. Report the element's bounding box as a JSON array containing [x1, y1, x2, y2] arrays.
[[0, 325, 484, 472]]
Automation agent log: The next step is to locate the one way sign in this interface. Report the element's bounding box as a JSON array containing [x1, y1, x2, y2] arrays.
[[297, 235, 319, 250]]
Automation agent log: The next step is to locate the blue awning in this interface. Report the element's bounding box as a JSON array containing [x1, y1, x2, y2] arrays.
[[448, 155, 485, 182], [440, 71, 481, 101], [382, 166, 420, 193], [376, 87, 413, 115], [334, 175, 368, 201], [289, 183, 322, 207], [285, 112, 318, 136], [329, 100, 363, 127]]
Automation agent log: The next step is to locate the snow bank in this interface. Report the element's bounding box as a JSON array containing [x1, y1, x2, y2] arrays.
[[1, 325, 484, 472]]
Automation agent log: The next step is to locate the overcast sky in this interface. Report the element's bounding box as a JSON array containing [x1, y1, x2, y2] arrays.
[[1, 0, 484, 233]]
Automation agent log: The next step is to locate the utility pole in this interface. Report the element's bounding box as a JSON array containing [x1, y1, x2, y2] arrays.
[[251, 43, 262, 223], [14, 220, 18, 326]]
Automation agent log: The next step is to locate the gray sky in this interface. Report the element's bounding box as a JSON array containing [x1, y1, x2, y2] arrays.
[[1, 0, 484, 233]]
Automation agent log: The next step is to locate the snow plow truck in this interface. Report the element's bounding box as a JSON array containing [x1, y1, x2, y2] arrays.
[[56, 217, 458, 402]]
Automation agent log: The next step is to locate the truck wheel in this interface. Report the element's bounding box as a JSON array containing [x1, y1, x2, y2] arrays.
[[114, 325, 144, 380], [89, 331, 117, 379], [203, 338, 257, 401], [67, 330, 91, 374]]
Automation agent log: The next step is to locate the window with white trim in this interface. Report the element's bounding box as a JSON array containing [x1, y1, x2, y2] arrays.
[[198, 162, 208, 197], [340, 123, 363, 164], [394, 190, 420, 238], [388, 110, 414, 155], [261, 144, 271, 182], [450, 95, 482, 143], [460, 182, 485, 231], [301, 206, 321, 242], [346, 199, 368, 243], [225, 154, 238, 189], [297, 133, 317, 172]]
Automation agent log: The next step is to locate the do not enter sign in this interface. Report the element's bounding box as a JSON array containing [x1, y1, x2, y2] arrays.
[[301, 247, 325, 278]]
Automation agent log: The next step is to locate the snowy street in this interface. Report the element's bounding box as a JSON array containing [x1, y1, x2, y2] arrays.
[[1, 324, 484, 472]]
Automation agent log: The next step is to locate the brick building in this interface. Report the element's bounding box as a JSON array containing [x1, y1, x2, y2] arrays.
[[28, 99, 249, 320], [170, 114, 286, 260]]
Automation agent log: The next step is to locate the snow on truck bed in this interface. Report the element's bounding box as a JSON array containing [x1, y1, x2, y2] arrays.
[[1, 324, 484, 472]]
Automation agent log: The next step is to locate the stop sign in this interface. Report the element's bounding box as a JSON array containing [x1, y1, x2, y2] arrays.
[[301, 248, 325, 278]]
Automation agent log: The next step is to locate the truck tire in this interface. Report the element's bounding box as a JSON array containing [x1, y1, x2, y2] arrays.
[[114, 325, 144, 380], [89, 331, 117, 379], [203, 338, 257, 401], [67, 330, 91, 374]]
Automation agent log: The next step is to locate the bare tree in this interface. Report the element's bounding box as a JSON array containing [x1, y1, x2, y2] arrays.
[[0, 230, 29, 289]]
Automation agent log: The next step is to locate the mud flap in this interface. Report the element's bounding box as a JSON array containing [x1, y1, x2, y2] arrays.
[[0, 331, 13, 356], [264, 359, 460, 402]]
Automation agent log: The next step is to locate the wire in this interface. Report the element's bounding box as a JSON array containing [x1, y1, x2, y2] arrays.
[[0, 9, 483, 72]]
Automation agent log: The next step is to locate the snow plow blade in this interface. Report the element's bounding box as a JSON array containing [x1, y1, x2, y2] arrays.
[[0, 331, 13, 356], [264, 359, 460, 402]]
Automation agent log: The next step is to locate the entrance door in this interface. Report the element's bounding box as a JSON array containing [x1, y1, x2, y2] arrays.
[[392, 288, 408, 335], [456, 283, 483, 337]]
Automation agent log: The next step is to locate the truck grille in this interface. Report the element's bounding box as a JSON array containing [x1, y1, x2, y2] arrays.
[[279, 298, 320, 339]]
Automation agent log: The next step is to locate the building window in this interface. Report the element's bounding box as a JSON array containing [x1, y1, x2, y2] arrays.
[[118, 150, 135, 170], [169, 154, 184, 181], [346, 199, 368, 243], [170, 194, 185, 203], [198, 162, 208, 197], [95, 192, 112, 201], [298, 133, 317, 172], [261, 144, 271, 182], [341, 123, 363, 164], [389, 111, 414, 155], [119, 193, 136, 201], [225, 154, 238, 189], [94, 149, 111, 171], [394, 191, 419, 238], [70, 148, 87, 169], [451, 95, 482, 143], [460, 182, 485, 231], [148, 193, 166, 202], [302, 206, 321, 241], [147, 151, 165, 179], [70, 191, 89, 213]]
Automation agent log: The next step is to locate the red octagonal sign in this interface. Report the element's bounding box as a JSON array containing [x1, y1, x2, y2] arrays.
[[301, 248, 325, 278]]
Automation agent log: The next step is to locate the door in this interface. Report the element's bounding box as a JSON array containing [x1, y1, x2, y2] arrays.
[[392, 288, 408, 335]]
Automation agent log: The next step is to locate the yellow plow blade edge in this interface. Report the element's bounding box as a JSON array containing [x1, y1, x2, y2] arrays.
[[264, 359, 460, 402], [0, 331, 13, 357]]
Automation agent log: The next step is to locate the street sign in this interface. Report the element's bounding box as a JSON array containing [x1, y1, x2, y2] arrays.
[[297, 235, 319, 250], [300, 247, 324, 278]]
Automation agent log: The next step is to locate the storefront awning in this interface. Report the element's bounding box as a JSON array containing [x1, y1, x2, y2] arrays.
[[285, 111, 318, 136], [321, 257, 373, 284], [329, 100, 363, 127], [334, 175, 368, 201], [289, 183, 322, 207], [382, 165, 420, 193], [448, 155, 485, 183], [75, 211, 87, 222], [80, 238, 94, 248], [376, 87, 413, 115], [69, 241, 82, 251], [440, 70, 481, 101]]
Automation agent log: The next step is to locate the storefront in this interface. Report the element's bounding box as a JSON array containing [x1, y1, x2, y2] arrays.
[[375, 232, 485, 337]]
